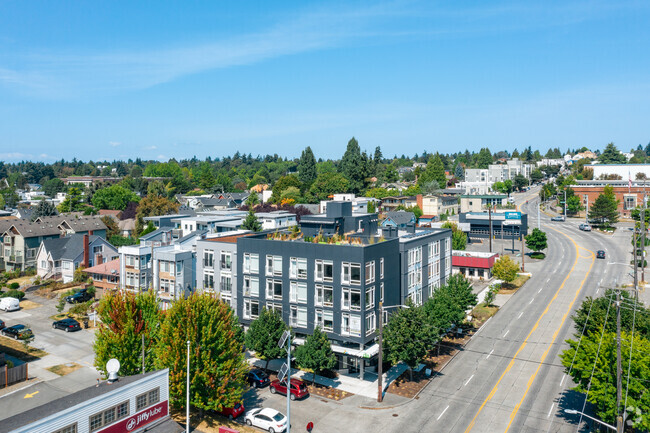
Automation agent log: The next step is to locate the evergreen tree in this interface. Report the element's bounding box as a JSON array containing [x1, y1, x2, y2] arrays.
[[242, 209, 262, 232], [454, 163, 464, 180], [294, 327, 336, 383], [475, 148, 493, 168], [339, 137, 365, 193], [58, 187, 85, 213], [588, 185, 619, 227], [30, 200, 57, 221], [419, 154, 446, 189], [297, 146, 317, 188], [245, 308, 288, 370], [155, 293, 248, 412], [598, 142, 626, 164], [525, 228, 548, 256], [373, 146, 384, 177]]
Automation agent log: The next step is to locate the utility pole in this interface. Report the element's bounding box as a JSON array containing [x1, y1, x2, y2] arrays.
[[563, 190, 567, 218], [488, 206, 493, 253], [634, 230, 639, 296], [521, 234, 525, 272], [377, 302, 384, 402], [142, 334, 145, 374], [616, 289, 623, 433], [642, 198, 646, 283]]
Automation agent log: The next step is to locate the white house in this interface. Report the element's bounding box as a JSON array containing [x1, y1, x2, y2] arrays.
[[36, 234, 118, 282], [255, 210, 298, 230]]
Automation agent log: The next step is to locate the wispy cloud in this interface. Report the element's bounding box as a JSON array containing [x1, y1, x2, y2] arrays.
[[109, 141, 121, 147], [144, 145, 157, 151], [0, 152, 33, 160]]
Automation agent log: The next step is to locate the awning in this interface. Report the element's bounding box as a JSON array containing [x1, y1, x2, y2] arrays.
[[292, 338, 378, 359]]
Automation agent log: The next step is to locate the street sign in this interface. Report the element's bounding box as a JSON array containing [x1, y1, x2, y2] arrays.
[[278, 330, 290, 349], [505, 211, 522, 220], [306, 421, 314, 432], [278, 363, 289, 383]]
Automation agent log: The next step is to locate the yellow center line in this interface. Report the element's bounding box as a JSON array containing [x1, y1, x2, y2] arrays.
[[463, 225, 593, 433], [504, 229, 595, 431]]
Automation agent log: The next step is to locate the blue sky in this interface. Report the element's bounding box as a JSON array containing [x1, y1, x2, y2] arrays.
[[1, 0, 649, 162]]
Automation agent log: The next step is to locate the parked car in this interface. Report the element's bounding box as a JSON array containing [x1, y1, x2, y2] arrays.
[[52, 318, 81, 332], [213, 401, 245, 420], [247, 368, 270, 388], [551, 216, 565, 222], [269, 378, 309, 400], [244, 408, 287, 433], [579, 223, 592, 231], [597, 250, 606, 259], [0, 319, 5, 330], [1, 324, 33, 340], [0, 297, 20, 312], [66, 288, 93, 304]]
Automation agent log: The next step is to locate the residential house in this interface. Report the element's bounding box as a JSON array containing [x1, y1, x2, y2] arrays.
[[60, 176, 121, 188], [119, 245, 153, 292], [380, 196, 418, 212], [419, 194, 459, 222], [381, 211, 416, 229], [0, 219, 61, 271], [83, 258, 120, 296], [152, 245, 195, 306], [36, 234, 118, 282], [459, 195, 508, 213], [255, 211, 298, 230]]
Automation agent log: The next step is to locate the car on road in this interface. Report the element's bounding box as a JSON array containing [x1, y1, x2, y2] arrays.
[[0, 297, 20, 312], [269, 378, 309, 400], [213, 401, 245, 420], [66, 288, 93, 304], [597, 250, 606, 259], [52, 317, 81, 332], [244, 408, 287, 433], [1, 324, 33, 340], [247, 368, 270, 388], [579, 223, 592, 231], [551, 216, 565, 222]]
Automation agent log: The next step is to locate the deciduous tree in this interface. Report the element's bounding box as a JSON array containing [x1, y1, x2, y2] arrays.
[[91, 185, 140, 210], [492, 255, 519, 284], [245, 308, 288, 370], [294, 327, 336, 383], [525, 228, 548, 255]]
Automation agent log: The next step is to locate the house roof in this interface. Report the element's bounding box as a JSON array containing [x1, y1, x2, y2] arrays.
[[177, 229, 208, 244], [83, 258, 120, 276], [3, 221, 61, 238], [41, 234, 101, 261], [59, 216, 107, 233], [118, 218, 136, 231], [384, 211, 416, 226], [99, 209, 121, 218]]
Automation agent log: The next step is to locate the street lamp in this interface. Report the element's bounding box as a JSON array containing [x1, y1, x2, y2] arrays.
[[564, 409, 617, 432], [377, 302, 410, 402], [186, 340, 190, 433]]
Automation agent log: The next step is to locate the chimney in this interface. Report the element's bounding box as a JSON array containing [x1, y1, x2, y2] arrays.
[[89, 230, 93, 236], [417, 194, 423, 210], [83, 234, 89, 268]]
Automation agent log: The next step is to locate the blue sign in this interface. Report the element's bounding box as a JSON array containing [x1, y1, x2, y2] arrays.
[[505, 211, 522, 220]]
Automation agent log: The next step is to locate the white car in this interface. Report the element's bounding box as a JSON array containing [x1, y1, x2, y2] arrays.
[[244, 408, 288, 433], [0, 297, 20, 312]]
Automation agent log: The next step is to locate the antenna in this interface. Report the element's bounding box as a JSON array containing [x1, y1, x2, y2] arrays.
[[106, 358, 120, 383]]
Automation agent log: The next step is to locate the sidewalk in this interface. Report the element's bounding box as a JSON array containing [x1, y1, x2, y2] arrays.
[[247, 355, 408, 400]]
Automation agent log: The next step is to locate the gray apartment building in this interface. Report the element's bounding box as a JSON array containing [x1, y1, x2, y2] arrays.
[[234, 202, 452, 378]]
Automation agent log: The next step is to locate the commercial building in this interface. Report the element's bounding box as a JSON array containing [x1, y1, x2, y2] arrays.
[[459, 195, 508, 213], [452, 250, 499, 280], [569, 179, 650, 218], [0, 369, 180, 433], [585, 164, 650, 181], [459, 211, 528, 242]]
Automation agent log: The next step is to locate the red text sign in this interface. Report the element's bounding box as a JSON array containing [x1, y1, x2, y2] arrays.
[[98, 401, 168, 433]]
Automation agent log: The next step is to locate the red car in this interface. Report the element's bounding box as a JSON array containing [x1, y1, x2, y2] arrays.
[[269, 378, 309, 400], [214, 401, 245, 420]]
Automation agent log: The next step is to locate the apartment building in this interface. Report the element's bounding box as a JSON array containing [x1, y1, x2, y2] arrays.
[[119, 245, 153, 292], [152, 245, 195, 305]]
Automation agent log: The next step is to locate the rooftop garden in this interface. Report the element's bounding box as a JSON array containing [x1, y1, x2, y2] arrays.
[[266, 227, 386, 245]]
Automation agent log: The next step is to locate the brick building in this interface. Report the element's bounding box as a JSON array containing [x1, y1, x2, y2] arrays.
[[570, 180, 650, 218]]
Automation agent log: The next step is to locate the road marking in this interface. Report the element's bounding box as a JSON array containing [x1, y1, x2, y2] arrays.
[[529, 298, 534, 304], [503, 330, 509, 338], [464, 227, 594, 433], [547, 403, 555, 418], [546, 278, 550, 283], [486, 349, 494, 359], [596, 288, 600, 294], [538, 287, 542, 293], [517, 312, 523, 320], [560, 374, 566, 387], [437, 405, 449, 421], [465, 375, 474, 387], [24, 391, 39, 399]]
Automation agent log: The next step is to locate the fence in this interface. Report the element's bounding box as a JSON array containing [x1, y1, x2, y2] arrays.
[[0, 362, 28, 388]]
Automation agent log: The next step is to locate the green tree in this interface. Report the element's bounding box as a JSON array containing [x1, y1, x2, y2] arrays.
[[42, 178, 66, 197], [135, 194, 179, 235], [454, 163, 464, 180], [93, 290, 161, 377], [419, 154, 447, 189], [339, 137, 366, 193], [530, 169, 544, 184], [280, 186, 302, 205], [270, 175, 302, 203], [91, 185, 140, 210], [383, 302, 437, 379], [197, 161, 217, 191], [492, 255, 519, 284], [245, 308, 288, 370], [475, 148, 493, 169], [514, 174, 528, 191], [155, 293, 248, 412], [525, 228, 548, 255], [297, 146, 317, 188], [58, 187, 86, 212], [30, 200, 57, 221], [442, 222, 467, 250], [598, 142, 627, 164], [440, 273, 477, 314], [294, 327, 336, 383], [572, 290, 650, 339], [309, 172, 349, 201], [588, 187, 619, 227], [242, 209, 262, 232], [561, 331, 650, 430], [566, 195, 583, 215], [0, 187, 20, 208]]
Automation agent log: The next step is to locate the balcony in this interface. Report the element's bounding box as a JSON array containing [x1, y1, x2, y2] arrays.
[[8, 255, 23, 264]]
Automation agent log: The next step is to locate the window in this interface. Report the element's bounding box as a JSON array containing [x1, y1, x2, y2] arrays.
[[160, 279, 172, 293], [445, 257, 451, 276], [53, 424, 77, 433], [341, 314, 361, 336], [266, 255, 283, 276], [342, 262, 361, 285], [366, 311, 376, 335], [365, 261, 375, 284], [342, 287, 361, 311], [445, 238, 451, 255], [89, 401, 129, 431], [624, 195, 637, 210], [429, 280, 440, 296], [315, 309, 334, 331], [136, 393, 148, 411], [266, 302, 282, 314], [266, 279, 283, 300], [220, 274, 232, 293], [176, 261, 182, 276], [136, 387, 160, 411], [315, 285, 333, 307], [408, 246, 422, 267], [289, 281, 308, 303], [221, 294, 232, 306], [203, 271, 214, 289], [289, 257, 308, 279], [125, 255, 135, 267], [93, 245, 103, 254], [408, 268, 422, 290], [380, 258, 384, 279], [315, 260, 333, 282], [244, 276, 259, 297], [290, 306, 308, 327], [365, 286, 375, 309], [428, 241, 440, 262], [244, 299, 259, 319], [203, 250, 214, 267], [243, 253, 259, 274], [220, 252, 232, 270]]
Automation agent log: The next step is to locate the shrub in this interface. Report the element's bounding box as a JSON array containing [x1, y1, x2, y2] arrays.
[[9, 282, 20, 290], [1, 290, 25, 300]]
